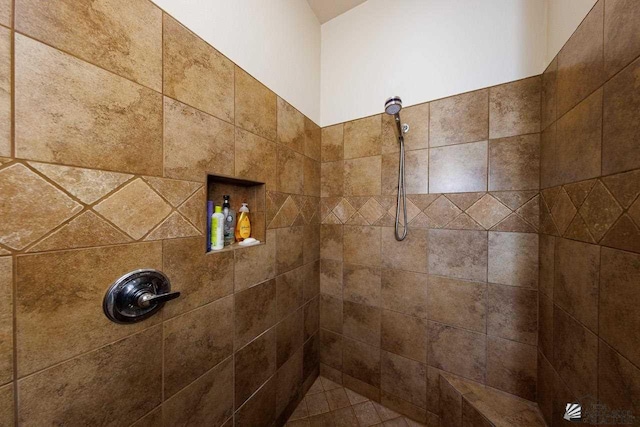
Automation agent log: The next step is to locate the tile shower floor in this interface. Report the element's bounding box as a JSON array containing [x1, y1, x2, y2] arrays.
[[286, 376, 426, 427]]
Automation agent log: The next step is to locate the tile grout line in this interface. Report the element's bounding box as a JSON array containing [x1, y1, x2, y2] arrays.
[[161, 13, 165, 182], [9, 0, 17, 423], [160, 233, 166, 412], [9, 3, 14, 161], [11, 254, 17, 427]]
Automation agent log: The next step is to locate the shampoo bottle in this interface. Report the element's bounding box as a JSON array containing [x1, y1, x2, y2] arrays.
[[235, 203, 251, 242], [211, 206, 225, 250], [222, 195, 235, 247]]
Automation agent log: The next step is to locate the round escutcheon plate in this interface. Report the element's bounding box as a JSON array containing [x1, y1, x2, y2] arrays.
[[103, 269, 179, 324]]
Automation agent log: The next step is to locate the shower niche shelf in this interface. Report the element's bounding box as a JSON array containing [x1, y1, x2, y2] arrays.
[[206, 174, 266, 254]]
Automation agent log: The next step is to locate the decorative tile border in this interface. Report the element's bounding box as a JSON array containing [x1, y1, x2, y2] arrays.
[[540, 169, 640, 253], [267, 191, 320, 229], [319, 191, 539, 233], [0, 159, 204, 254]]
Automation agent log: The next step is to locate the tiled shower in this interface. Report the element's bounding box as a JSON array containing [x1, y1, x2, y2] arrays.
[[0, 0, 639, 426]]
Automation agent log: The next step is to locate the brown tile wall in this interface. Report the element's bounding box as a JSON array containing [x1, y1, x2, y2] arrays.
[[319, 71, 543, 424], [318, 3, 640, 423], [1, 0, 638, 426], [0, 1, 320, 425], [537, 1, 640, 426]]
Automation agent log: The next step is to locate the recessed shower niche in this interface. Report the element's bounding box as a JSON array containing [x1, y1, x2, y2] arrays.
[[206, 174, 266, 253]]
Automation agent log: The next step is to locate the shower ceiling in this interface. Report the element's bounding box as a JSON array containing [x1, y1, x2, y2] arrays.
[[306, 0, 367, 23]]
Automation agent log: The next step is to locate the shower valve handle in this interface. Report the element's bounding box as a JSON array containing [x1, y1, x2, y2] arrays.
[[135, 290, 181, 308], [103, 269, 180, 324]]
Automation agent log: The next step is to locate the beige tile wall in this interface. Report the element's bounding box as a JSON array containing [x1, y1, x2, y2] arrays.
[[319, 73, 542, 424], [0, 1, 321, 425], [537, 1, 640, 426]]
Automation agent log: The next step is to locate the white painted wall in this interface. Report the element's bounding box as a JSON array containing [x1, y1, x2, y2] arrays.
[[321, 0, 548, 126], [151, 0, 595, 127], [545, 0, 597, 64], [151, 0, 321, 123]]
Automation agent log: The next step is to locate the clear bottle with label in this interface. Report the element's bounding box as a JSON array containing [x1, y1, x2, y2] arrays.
[[222, 195, 235, 247], [235, 203, 251, 242]]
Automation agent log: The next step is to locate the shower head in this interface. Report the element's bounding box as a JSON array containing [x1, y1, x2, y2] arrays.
[[385, 96, 409, 137], [385, 96, 403, 115]]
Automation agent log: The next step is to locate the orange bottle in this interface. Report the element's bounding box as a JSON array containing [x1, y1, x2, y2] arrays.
[[235, 203, 251, 241]]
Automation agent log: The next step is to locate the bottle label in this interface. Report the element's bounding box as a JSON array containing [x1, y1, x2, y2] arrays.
[[212, 217, 220, 246], [238, 217, 251, 239]]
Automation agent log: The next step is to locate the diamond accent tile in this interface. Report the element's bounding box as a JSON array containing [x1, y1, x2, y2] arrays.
[[269, 196, 299, 228], [269, 191, 289, 211], [323, 212, 341, 224], [346, 196, 370, 211], [409, 212, 437, 229], [292, 195, 307, 211], [406, 198, 423, 222], [601, 215, 640, 253], [491, 190, 538, 210], [564, 213, 596, 243], [333, 199, 356, 223], [323, 197, 342, 213], [374, 213, 395, 226], [541, 187, 562, 210], [564, 179, 596, 208], [540, 198, 560, 236], [515, 195, 540, 230], [629, 198, 640, 227], [145, 212, 200, 241], [321, 197, 341, 222], [446, 213, 484, 230], [375, 195, 396, 210], [491, 213, 536, 232], [319, 199, 334, 220], [578, 181, 623, 241], [388, 197, 422, 222], [28, 211, 131, 252], [0, 248, 9, 255], [29, 162, 132, 204], [143, 177, 201, 207], [0, 164, 83, 250], [267, 192, 285, 224], [602, 169, 640, 208], [93, 178, 172, 239], [293, 213, 306, 226], [466, 194, 511, 229], [301, 198, 319, 223], [424, 195, 462, 227], [408, 194, 440, 210], [346, 212, 368, 225], [358, 198, 386, 225], [178, 187, 205, 232], [445, 192, 484, 210], [549, 188, 576, 235]]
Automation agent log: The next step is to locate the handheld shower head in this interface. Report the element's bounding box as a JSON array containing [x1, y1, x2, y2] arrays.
[[384, 96, 410, 241], [384, 96, 408, 137], [384, 96, 403, 115]]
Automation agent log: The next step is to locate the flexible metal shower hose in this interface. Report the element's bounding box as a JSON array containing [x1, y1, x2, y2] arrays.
[[395, 135, 408, 241]]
